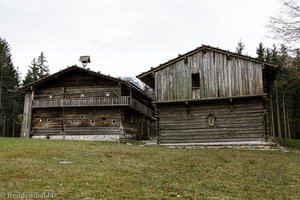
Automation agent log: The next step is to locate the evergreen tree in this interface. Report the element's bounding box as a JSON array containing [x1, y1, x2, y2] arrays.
[[37, 51, 49, 78], [235, 40, 245, 55], [23, 52, 50, 86], [256, 42, 265, 61], [0, 38, 22, 137], [265, 48, 271, 62], [270, 44, 278, 64], [23, 58, 39, 85], [278, 44, 289, 68]]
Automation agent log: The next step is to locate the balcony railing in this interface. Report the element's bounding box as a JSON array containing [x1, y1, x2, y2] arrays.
[[32, 96, 154, 118]]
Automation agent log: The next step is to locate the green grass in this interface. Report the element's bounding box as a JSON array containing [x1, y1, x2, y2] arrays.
[[0, 138, 299, 199], [275, 137, 300, 149]]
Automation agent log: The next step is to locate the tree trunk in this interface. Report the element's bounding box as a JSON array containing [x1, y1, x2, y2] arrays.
[[282, 91, 287, 138], [270, 92, 275, 137], [275, 80, 282, 138], [2, 112, 5, 137], [287, 110, 291, 139]]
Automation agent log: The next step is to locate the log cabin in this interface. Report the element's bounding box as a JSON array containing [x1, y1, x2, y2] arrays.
[[20, 65, 154, 141], [137, 45, 277, 145]]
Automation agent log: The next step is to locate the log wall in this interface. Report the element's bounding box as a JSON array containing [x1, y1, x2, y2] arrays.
[[157, 98, 266, 144], [32, 107, 122, 136]]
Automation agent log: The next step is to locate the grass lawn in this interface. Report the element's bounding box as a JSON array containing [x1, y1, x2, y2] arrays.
[[275, 137, 300, 150], [0, 138, 299, 200]]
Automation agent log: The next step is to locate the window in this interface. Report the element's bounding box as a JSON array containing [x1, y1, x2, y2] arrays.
[[192, 73, 200, 88], [46, 118, 52, 123], [206, 114, 216, 127]]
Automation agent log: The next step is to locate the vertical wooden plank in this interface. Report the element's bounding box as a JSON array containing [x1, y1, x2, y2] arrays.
[[227, 56, 232, 97], [21, 93, 32, 138], [203, 51, 209, 98], [223, 54, 228, 97], [238, 59, 243, 96]]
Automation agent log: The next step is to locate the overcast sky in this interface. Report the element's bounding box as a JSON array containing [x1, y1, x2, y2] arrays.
[[0, 0, 281, 79]]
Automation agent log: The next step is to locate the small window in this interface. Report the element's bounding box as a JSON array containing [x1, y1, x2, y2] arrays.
[[112, 120, 116, 124], [80, 115, 84, 119], [102, 117, 106, 121], [91, 120, 95, 124], [206, 114, 216, 127], [46, 118, 52, 123], [192, 73, 200, 88]]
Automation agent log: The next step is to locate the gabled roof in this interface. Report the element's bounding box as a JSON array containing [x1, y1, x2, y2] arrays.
[[20, 65, 152, 99], [137, 44, 277, 88]]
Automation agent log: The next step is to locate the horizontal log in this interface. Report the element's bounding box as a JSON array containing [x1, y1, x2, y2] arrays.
[[160, 137, 265, 144]]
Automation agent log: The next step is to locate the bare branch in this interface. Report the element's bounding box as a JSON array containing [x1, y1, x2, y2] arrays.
[[267, 0, 300, 45]]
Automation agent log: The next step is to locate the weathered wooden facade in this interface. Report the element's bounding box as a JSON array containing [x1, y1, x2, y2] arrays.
[[137, 45, 277, 145], [20, 66, 154, 141]]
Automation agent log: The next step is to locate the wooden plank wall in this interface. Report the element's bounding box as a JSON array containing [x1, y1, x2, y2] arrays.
[[34, 86, 120, 99], [158, 98, 266, 144], [155, 50, 264, 102]]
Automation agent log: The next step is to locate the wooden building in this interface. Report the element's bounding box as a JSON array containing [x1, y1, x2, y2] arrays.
[[137, 45, 277, 145], [20, 66, 154, 141]]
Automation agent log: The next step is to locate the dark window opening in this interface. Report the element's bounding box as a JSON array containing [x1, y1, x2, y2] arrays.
[[80, 115, 84, 119], [102, 117, 106, 121], [192, 73, 200, 88], [46, 118, 51, 122], [112, 120, 116, 124], [91, 120, 95, 124], [206, 114, 216, 127]]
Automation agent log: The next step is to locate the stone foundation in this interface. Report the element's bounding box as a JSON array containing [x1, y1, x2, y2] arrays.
[[33, 135, 119, 141]]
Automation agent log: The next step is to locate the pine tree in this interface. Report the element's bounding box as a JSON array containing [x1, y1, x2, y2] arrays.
[[37, 52, 49, 78], [271, 44, 278, 64], [235, 40, 245, 55], [256, 42, 265, 61], [23, 58, 39, 85], [0, 38, 22, 137], [23, 52, 50, 86], [265, 48, 271, 62]]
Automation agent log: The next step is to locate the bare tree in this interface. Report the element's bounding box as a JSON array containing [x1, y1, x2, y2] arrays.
[[268, 0, 300, 45]]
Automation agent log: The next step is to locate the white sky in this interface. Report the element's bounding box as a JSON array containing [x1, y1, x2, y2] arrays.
[[0, 0, 281, 79]]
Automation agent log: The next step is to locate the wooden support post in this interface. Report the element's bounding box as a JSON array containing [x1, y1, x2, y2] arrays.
[[146, 119, 150, 139], [20, 93, 33, 138]]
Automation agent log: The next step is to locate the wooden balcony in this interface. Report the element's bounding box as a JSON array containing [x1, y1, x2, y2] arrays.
[[32, 96, 154, 118]]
